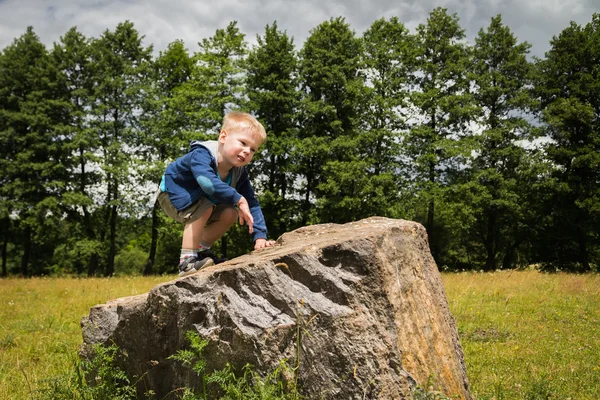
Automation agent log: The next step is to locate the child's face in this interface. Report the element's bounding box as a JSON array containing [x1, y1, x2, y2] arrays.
[[218, 128, 263, 168]]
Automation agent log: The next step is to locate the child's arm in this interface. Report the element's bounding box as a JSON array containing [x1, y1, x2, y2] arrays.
[[236, 197, 275, 250], [236, 196, 254, 234], [235, 169, 269, 244], [189, 147, 243, 205]]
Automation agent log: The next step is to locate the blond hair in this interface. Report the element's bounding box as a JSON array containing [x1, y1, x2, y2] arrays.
[[222, 112, 267, 143]]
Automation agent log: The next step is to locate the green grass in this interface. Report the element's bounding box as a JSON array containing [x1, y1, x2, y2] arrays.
[[442, 270, 600, 399], [0, 275, 173, 400], [1, 271, 599, 399]]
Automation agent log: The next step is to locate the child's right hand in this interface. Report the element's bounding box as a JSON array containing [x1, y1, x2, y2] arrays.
[[236, 197, 254, 234]]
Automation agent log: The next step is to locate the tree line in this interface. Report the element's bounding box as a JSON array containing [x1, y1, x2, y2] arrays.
[[1, 8, 599, 277]]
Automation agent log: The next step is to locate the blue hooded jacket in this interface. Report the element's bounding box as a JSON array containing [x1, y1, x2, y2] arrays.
[[161, 140, 267, 242]]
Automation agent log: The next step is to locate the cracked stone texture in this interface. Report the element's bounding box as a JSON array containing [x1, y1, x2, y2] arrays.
[[80, 217, 471, 399]]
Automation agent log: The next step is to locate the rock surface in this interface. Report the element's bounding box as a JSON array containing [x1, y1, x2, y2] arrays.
[[81, 217, 471, 399]]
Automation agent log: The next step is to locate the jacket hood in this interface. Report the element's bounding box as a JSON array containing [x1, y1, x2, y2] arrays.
[[190, 140, 206, 150]]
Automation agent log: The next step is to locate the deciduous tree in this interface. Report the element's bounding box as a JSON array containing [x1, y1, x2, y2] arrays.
[[245, 22, 301, 238], [138, 40, 194, 274], [0, 27, 70, 275], [297, 17, 366, 223], [361, 17, 416, 219], [406, 8, 473, 260], [88, 21, 152, 276], [535, 14, 600, 271], [459, 15, 535, 270], [175, 21, 248, 136], [52, 27, 102, 275]]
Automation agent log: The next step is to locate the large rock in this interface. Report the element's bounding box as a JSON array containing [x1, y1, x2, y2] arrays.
[[81, 217, 470, 399]]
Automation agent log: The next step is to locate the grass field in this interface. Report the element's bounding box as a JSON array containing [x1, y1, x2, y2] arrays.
[[1, 270, 599, 399], [442, 270, 600, 400], [0, 275, 174, 400]]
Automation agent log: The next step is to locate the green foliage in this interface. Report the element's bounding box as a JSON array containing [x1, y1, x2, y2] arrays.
[[362, 16, 413, 163], [405, 7, 473, 260], [153, 213, 184, 274], [137, 39, 195, 274], [52, 27, 100, 273], [534, 13, 600, 271], [208, 361, 299, 400], [297, 17, 368, 224], [245, 22, 302, 238], [51, 238, 103, 275], [36, 343, 137, 400], [169, 331, 210, 376], [87, 21, 153, 276], [176, 21, 247, 136], [0, 26, 72, 275], [114, 243, 148, 276], [444, 15, 536, 271], [169, 330, 301, 400], [2, 12, 600, 274]]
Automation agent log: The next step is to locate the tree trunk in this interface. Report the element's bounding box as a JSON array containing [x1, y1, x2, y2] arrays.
[[303, 169, 313, 225], [80, 145, 99, 277], [578, 231, 590, 271], [87, 253, 99, 277], [106, 203, 118, 277], [281, 171, 287, 200], [144, 200, 159, 275], [1, 226, 7, 277], [502, 241, 518, 270], [84, 210, 99, 277], [426, 157, 436, 236], [95, 177, 114, 276], [426, 198, 437, 261], [269, 154, 276, 193], [106, 182, 119, 277], [426, 198, 435, 236], [484, 211, 497, 271], [21, 226, 31, 276], [427, 112, 437, 243]]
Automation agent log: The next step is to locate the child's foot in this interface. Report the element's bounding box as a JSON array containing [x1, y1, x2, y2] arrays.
[[178, 256, 215, 277], [198, 249, 228, 264]]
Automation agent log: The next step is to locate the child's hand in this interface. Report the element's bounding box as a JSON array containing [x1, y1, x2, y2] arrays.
[[254, 238, 276, 250], [236, 197, 254, 234]]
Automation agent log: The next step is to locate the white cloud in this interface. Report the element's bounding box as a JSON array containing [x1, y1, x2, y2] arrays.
[[0, 0, 596, 58]]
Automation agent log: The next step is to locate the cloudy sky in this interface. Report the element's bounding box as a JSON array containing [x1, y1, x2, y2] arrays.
[[0, 0, 597, 59]]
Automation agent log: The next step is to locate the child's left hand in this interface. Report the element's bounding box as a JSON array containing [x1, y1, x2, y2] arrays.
[[254, 238, 276, 250]]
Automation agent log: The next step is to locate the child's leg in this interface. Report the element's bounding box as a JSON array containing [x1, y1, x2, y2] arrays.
[[201, 206, 238, 244], [178, 207, 214, 276], [192, 206, 238, 264], [182, 206, 213, 250]]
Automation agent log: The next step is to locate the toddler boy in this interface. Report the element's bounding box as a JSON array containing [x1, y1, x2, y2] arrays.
[[158, 112, 276, 276]]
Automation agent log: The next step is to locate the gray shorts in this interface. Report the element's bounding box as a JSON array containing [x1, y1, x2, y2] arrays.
[[157, 191, 237, 224]]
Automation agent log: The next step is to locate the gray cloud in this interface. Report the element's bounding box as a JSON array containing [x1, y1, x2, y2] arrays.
[[0, 0, 597, 58]]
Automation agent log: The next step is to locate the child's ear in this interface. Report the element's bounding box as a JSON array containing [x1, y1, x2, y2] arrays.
[[218, 129, 227, 143]]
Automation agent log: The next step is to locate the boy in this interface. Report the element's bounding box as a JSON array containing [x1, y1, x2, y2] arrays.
[[157, 112, 276, 277]]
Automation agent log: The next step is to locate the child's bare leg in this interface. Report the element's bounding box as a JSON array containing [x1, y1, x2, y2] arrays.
[[182, 207, 213, 249], [178, 207, 215, 276], [201, 207, 238, 244]]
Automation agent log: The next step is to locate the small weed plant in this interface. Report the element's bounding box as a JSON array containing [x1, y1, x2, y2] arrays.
[[36, 343, 137, 400], [37, 331, 302, 400], [170, 330, 301, 400]]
